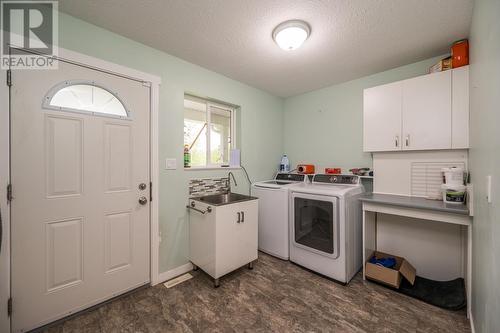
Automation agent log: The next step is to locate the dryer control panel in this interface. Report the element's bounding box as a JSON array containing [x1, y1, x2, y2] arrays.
[[313, 174, 360, 185]]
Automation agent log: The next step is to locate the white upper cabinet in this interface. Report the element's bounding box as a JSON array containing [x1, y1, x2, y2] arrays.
[[363, 81, 403, 151], [363, 66, 469, 152], [402, 70, 452, 150]]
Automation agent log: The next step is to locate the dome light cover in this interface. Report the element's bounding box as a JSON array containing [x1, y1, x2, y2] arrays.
[[273, 20, 311, 51]]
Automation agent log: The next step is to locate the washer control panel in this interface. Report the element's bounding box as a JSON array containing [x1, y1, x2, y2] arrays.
[[275, 173, 306, 182]]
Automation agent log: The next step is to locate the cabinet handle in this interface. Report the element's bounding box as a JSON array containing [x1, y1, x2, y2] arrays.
[[405, 135, 410, 147], [237, 212, 241, 223], [395, 135, 399, 148], [241, 211, 245, 222]]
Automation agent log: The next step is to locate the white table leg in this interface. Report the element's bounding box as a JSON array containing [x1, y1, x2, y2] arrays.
[[467, 224, 472, 318], [363, 209, 366, 280], [362, 207, 377, 280]]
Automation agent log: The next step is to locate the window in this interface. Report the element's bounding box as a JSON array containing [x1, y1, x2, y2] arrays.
[[184, 95, 235, 168], [43, 81, 129, 118]]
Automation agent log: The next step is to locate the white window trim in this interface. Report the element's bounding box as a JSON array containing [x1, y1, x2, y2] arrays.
[[184, 96, 238, 170], [184, 166, 241, 171]]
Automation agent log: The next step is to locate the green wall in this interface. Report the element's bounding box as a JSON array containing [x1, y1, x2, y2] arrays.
[[283, 55, 446, 172], [469, 0, 500, 331], [57, 13, 284, 273]]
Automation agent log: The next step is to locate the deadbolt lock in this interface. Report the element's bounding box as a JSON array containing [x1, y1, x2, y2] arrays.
[[138, 183, 147, 190]]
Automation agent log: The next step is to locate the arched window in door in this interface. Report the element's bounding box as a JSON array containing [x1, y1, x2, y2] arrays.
[[43, 81, 130, 119]]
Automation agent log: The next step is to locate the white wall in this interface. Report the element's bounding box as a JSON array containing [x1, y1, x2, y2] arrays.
[[468, 0, 500, 331], [373, 150, 468, 196]]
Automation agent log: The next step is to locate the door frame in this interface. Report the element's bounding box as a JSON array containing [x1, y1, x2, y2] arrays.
[[0, 65, 11, 333], [0, 47, 162, 331]]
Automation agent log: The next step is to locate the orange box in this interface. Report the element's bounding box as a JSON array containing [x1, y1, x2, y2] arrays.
[[297, 164, 315, 174], [325, 168, 341, 174], [451, 39, 469, 68]]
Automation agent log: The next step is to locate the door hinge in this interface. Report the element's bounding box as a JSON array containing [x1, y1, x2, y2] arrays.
[[6, 184, 13, 202], [7, 297, 12, 317], [6, 69, 12, 87], [149, 181, 153, 201]]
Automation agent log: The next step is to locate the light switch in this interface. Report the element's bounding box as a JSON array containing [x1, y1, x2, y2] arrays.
[[486, 175, 492, 203], [165, 158, 177, 170]]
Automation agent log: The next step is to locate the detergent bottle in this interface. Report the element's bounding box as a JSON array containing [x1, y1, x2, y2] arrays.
[[280, 154, 290, 172], [184, 145, 191, 168]]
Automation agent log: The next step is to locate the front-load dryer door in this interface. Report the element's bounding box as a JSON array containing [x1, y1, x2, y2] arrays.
[[291, 193, 339, 259]]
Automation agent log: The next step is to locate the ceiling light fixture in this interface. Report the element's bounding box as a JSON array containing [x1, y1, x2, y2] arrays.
[[272, 20, 311, 51]]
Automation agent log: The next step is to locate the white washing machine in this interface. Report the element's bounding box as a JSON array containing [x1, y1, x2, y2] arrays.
[[251, 173, 308, 260], [289, 174, 365, 283]]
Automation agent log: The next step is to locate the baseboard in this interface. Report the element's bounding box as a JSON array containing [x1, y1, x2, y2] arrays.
[[469, 312, 475, 333], [156, 262, 194, 285]]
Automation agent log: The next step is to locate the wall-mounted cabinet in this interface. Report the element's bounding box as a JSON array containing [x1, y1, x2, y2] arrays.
[[451, 66, 469, 149], [363, 66, 469, 152]]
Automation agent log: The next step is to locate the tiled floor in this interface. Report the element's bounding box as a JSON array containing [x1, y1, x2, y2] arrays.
[[44, 252, 471, 332]]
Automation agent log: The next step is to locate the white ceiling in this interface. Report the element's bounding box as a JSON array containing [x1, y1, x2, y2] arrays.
[[59, 0, 474, 97]]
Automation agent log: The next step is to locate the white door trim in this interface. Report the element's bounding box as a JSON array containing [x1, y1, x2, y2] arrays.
[[1, 47, 163, 331], [0, 67, 11, 333]]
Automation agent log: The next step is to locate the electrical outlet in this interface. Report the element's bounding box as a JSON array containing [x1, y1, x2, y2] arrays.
[[165, 158, 177, 170]]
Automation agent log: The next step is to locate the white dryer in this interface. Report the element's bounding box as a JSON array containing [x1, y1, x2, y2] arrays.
[[251, 173, 307, 260], [289, 174, 365, 283]]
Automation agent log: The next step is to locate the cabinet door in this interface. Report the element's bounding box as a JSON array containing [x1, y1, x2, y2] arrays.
[[189, 202, 216, 277], [452, 66, 469, 148], [402, 70, 452, 150], [363, 81, 402, 152], [215, 200, 258, 278], [238, 201, 258, 260]]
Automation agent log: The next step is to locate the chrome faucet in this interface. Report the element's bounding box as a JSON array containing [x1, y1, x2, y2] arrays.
[[227, 171, 237, 193]]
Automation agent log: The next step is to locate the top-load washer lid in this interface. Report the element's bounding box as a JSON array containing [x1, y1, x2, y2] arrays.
[[252, 173, 307, 189], [261, 180, 295, 185]]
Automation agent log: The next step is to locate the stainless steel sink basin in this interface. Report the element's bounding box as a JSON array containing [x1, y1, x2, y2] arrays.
[[194, 192, 257, 206]]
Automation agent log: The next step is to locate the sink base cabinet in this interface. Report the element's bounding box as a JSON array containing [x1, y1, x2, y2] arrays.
[[189, 199, 258, 281]]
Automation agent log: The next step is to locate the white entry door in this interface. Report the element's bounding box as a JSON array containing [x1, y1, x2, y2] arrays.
[[10, 58, 151, 332]]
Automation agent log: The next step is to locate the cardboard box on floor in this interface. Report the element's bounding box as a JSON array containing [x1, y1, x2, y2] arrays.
[[365, 251, 416, 289]]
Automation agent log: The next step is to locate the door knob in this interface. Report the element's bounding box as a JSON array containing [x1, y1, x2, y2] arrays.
[[138, 183, 147, 190], [138, 196, 148, 205]]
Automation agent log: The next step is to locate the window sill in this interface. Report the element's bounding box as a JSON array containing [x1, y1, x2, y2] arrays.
[[184, 166, 241, 171]]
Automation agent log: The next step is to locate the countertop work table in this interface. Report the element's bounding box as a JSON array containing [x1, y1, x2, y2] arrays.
[[360, 193, 472, 317]]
